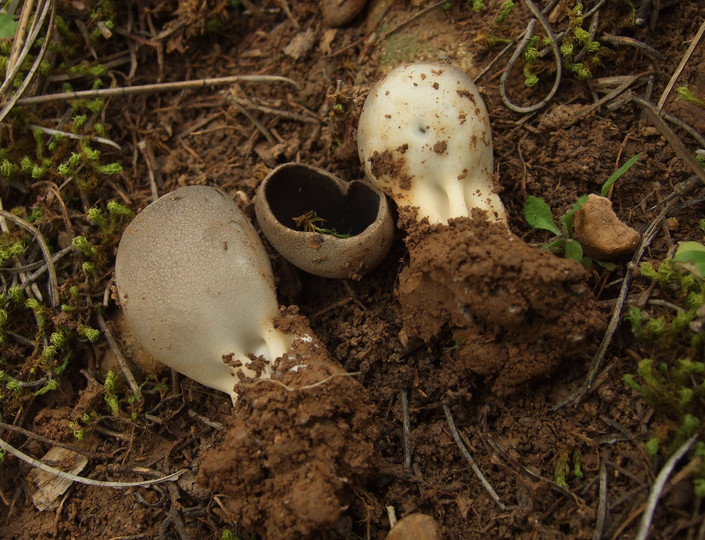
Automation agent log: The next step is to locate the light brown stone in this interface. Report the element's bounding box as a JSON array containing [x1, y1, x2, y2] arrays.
[[573, 194, 641, 260], [386, 513, 442, 540]]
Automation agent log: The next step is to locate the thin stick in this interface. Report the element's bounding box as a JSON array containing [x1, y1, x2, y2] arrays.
[[0, 435, 186, 488], [635, 435, 698, 540], [0, 421, 112, 460], [442, 402, 506, 511], [96, 311, 141, 395], [0, 0, 55, 124], [656, 19, 705, 112], [593, 460, 608, 540], [636, 99, 705, 186], [227, 96, 320, 124], [231, 101, 275, 144], [555, 202, 670, 409], [5, 75, 301, 107], [400, 389, 411, 469], [137, 140, 160, 202], [28, 123, 121, 150], [500, 0, 563, 114], [2, 0, 40, 95], [0, 208, 60, 307]]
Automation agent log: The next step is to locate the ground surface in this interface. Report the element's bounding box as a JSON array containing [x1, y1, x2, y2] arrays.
[[1, 0, 705, 538]]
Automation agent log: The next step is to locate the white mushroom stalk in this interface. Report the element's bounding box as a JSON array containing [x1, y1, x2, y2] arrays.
[[115, 186, 293, 403], [357, 62, 507, 225]]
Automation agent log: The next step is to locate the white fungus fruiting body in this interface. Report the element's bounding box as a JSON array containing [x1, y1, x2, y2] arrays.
[[358, 62, 507, 224], [115, 185, 293, 402]]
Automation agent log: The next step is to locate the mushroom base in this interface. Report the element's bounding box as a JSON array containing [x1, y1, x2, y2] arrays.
[[397, 208, 606, 396], [197, 307, 378, 539]]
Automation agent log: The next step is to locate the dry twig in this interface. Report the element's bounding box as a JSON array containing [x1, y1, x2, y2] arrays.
[[500, 0, 562, 113], [0, 208, 60, 307], [4, 75, 300, 108], [0, 436, 186, 488], [400, 389, 411, 469], [656, 19, 705, 111], [442, 402, 507, 511], [635, 435, 698, 540], [96, 311, 141, 395]]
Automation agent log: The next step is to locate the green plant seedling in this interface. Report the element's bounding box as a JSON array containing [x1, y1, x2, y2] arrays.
[[601, 153, 641, 197], [292, 210, 352, 238], [524, 153, 640, 267], [524, 194, 589, 265], [677, 86, 705, 108], [672, 241, 705, 279]]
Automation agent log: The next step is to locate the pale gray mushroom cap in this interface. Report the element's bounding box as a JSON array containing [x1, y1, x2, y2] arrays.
[[357, 62, 507, 224], [115, 185, 292, 402]]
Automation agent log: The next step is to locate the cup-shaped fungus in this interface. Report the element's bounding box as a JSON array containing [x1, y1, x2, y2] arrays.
[[358, 62, 506, 225], [357, 63, 605, 395], [115, 185, 378, 539], [115, 185, 293, 402], [255, 163, 394, 279]]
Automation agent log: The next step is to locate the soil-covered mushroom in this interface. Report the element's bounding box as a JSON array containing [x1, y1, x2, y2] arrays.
[[358, 63, 605, 395], [115, 186, 378, 538], [358, 62, 506, 225]]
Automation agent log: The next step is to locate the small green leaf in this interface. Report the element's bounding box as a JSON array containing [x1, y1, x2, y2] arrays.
[[672, 241, 705, 278], [524, 196, 561, 235], [560, 195, 589, 237], [542, 237, 566, 253], [0, 13, 18, 39], [600, 153, 641, 197], [564, 239, 583, 262], [594, 259, 617, 271]]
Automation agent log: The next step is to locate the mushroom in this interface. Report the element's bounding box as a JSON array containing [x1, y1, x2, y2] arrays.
[[357, 62, 507, 225], [115, 185, 293, 402], [255, 162, 394, 279], [356, 63, 605, 395], [114, 185, 379, 539]]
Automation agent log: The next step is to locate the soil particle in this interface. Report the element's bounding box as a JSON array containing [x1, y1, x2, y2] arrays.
[[396, 208, 605, 395], [198, 307, 378, 539]]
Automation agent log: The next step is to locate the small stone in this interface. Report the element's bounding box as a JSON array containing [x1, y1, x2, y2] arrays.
[[573, 194, 641, 260], [321, 0, 367, 27], [386, 513, 442, 540]]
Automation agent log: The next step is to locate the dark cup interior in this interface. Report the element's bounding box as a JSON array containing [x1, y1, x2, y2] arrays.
[[263, 164, 381, 236]]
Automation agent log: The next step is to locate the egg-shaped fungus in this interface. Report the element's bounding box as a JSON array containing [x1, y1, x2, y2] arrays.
[[358, 62, 506, 225], [115, 185, 293, 402]]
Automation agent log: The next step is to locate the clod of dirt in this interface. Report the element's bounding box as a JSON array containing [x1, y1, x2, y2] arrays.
[[198, 308, 379, 539], [321, 0, 367, 27], [386, 513, 442, 540], [397, 209, 605, 396], [573, 194, 642, 260]]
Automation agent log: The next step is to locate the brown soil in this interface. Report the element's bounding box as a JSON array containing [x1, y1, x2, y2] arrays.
[[397, 208, 605, 396], [199, 308, 379, 539], [2, 1, 705, 539]]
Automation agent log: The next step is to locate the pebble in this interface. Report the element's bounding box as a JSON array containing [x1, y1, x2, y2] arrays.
[[321, 0, 367, 27], [573, 194, 641, 260], [386, 513, 442, 540]]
